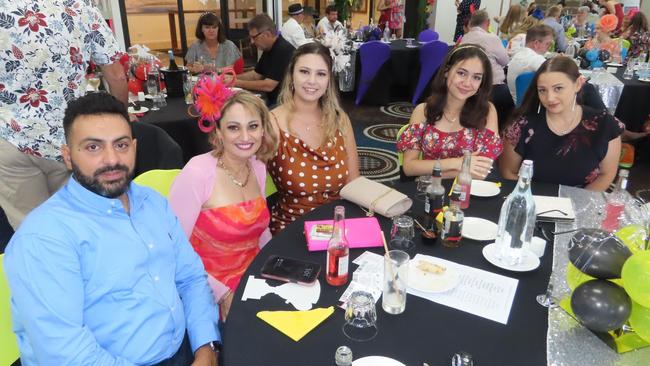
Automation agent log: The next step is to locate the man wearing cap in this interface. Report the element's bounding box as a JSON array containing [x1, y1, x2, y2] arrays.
[[282, 4, 313, 48]]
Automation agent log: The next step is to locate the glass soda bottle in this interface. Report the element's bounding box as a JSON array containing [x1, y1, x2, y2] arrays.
[[167, 49, 179, 70], [602, 169, 629, 232], [423, 161, 445, 243], [442, 184, 464, 248], [457, 150, 472, 209], [327, 206, 350, 286], [495, 160, 536, 265]]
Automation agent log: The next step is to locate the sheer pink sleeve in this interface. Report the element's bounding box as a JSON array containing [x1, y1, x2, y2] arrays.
[[169, 153, 216, 238], [251, 157, 272, 247]]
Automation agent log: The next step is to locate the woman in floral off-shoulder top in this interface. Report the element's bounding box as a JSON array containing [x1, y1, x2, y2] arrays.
[[397, 44, 503, 180]]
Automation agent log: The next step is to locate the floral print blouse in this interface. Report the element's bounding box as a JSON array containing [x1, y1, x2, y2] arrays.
[[396, 122, 503, 160], [504, 107, 624, 187], [0, 0, 122, 160]]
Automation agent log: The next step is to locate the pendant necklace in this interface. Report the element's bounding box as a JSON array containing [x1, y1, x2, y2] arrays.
[[218, 158, 251, 188]]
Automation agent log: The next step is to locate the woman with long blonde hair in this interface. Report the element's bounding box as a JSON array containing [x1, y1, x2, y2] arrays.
[[497, 4, 525, 40], [268, 42, 360, 233], [506, 15, 542, 56]]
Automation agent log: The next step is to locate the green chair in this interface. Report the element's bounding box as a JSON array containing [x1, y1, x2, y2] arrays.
[[133, 169, 181, 198], [1, 254, 20, 365], [396, 123, 410, 167]]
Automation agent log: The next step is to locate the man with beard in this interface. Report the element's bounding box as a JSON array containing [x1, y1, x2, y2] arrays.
[[3, 93, 220, 366]]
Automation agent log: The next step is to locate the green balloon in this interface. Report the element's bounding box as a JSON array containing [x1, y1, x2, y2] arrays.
[[629, 301, 650, 343], [566, 263, 623, 290], [616, 225, 648, 254], [567, 263, 595, 290], [622, 250, 650, 308]]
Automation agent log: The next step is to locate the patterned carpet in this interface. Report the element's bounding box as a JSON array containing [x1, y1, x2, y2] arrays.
[[342, 97, 414, 182]]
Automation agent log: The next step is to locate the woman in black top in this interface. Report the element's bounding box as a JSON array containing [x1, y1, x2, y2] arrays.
[[500, 56, 623, 190], [454, 0, 481, 42]]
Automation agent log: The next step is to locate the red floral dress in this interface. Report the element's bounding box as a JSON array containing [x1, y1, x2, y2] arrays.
[[504, 107, 624, 187], [396, 122, 503, 160]]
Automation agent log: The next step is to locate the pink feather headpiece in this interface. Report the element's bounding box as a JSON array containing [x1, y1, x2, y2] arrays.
[[192, 68, 237, 133]]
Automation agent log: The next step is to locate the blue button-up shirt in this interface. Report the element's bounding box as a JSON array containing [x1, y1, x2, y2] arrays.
[[4, 178, 220, 365]]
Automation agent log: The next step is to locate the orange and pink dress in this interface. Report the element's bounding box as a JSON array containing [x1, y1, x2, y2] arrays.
[[169, 152, 271, 303]]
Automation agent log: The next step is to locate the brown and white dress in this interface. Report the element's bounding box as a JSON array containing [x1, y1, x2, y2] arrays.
[[268, 129, 349, 234]]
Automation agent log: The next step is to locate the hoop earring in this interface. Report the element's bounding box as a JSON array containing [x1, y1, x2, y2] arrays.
[[572, 94, 577, 111], [537, 103, 541, 114]]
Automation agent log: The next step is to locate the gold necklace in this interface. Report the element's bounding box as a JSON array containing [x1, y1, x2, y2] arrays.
[[218, 159, 251, 188], [443, 112, 459, 123]]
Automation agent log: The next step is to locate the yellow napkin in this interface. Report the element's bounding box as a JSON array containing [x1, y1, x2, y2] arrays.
[[257, 306, 334, 341]]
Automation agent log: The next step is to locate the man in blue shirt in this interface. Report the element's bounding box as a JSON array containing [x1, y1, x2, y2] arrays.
[[4, 93, 220, 365]]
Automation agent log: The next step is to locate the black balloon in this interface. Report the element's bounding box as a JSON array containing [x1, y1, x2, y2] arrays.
[[571, 280, 631, 332], [599, 49, 611, 62], [568, 228, 632, 279]]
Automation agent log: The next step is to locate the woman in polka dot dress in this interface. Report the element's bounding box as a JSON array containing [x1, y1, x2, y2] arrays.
[[268, 43, 360, 234]]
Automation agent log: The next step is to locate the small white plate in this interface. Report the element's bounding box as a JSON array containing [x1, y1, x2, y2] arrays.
[[418, 41, 429, 44], [353, 356, 406, 366], [144, 94, 167, 100], [639, 78, 650, 83], [128, 106, 149, 114], [482, 243, 540, 272], [462, 217, 498, 241], [470, 180, 500, 197], [607, 62, 623, 67], [408, 257, 459, 293]]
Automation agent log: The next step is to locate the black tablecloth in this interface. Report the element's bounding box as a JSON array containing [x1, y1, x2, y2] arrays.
[[356, 40, 421, 105], [222, 180, 558, 366], [613, 68, 650, 132], [137, 97, 211, 163]]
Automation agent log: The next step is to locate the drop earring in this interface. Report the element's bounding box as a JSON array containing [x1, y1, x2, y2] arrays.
[[537, 103, 541, 114]]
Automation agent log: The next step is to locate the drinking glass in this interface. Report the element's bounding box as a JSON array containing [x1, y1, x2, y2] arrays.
[[406, 38, 413, 47], [536, 283, 558, 308], [389, 215, 415, 250], [86, 72, 101, 93], [382, 250, 409, 315], [451, 352, 474, 366], [416, 175, 432, 202], [342, 291, 378, 341]]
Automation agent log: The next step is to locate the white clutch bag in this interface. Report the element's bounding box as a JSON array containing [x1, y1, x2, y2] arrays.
[[340, 177, 413, 218]]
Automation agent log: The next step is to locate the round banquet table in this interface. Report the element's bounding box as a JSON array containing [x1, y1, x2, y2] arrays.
[[137, 97, 211, 163], [222, 179, 559, 366], [613, 68, 650, 132], [355, 39, 422, 105]]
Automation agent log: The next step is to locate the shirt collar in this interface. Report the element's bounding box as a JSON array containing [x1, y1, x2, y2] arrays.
[[469, 26, 487, 34], [64, 176, 146, 215]]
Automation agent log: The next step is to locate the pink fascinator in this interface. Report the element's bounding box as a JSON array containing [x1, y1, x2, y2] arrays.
[[598, 14, 618, 33], [192, 69, 237, 133]]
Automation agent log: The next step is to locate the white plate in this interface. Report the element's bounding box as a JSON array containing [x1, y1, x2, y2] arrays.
[[607, 62, 623, 67], [639, 78, 650, 83], [482, 243, 540, 272], [144, 94, 167, 100], [353, 356, 406, 366], [128, 106, 149, 114], [462, 217, 498, 241], [418, 40, 429, 44], [470, 180, 500, 197], [408, 257, 459, 293]]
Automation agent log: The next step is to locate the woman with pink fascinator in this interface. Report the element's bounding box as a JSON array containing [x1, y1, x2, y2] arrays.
[[169, 77, 278, 320], [583, 14, 622, 63]]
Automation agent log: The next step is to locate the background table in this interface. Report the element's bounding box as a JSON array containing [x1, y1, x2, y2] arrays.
[[613, 68, 650, 132], [137, 97, 211, 163], [355, 39, 422, 105], [222, 180, 558, 366]]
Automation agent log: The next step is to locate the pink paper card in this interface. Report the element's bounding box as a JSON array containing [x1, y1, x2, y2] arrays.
[[304, 217, 383, 251]]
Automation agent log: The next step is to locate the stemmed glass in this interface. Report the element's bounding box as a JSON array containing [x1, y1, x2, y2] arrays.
[[536, 283, 558, 308]]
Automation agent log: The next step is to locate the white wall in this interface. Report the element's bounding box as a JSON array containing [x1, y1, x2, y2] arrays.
[[641, 0, 650, 15]]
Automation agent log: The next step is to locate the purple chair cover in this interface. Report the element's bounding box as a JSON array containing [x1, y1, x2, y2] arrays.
[[411, 40, 449, 105], [417, 29, 439, 43], [355, 41, 391, 105]]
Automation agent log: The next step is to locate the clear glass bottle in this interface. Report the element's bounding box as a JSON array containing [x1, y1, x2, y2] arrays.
[[327, 206, 350, 286], [442, 185, 464, 248], [457, 150, 472, 210], [167, 49, 179, 70], [602, 169, 629, 232], [383, 23, 391, 42], [423, 161, 445, 243], [146, 57, 160, 95], [495, 160, 536, 265]]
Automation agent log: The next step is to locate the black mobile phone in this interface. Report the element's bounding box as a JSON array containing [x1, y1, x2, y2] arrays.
[[260, 255, 321, 285]]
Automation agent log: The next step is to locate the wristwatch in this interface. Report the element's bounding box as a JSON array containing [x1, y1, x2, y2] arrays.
[[208, 341, 222, 353]]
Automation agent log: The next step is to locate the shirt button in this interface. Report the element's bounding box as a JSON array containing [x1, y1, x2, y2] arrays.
[[154, 275, 160, 281], [148, 243, 154, 249], [107, 209, 112, 214]]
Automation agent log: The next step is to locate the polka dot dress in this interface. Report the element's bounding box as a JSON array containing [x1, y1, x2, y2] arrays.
[[268, 130, 349, 234]]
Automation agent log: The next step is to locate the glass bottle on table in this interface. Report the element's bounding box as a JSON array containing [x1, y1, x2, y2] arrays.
[[327, 206, 349, 286], [423, 161, 445, 244], [441, 184, 464, 248], [167, 49, 179, 71], [495, 160, 536, 266], [602, 169, 629, 232], [457, 150, 472, 209]]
